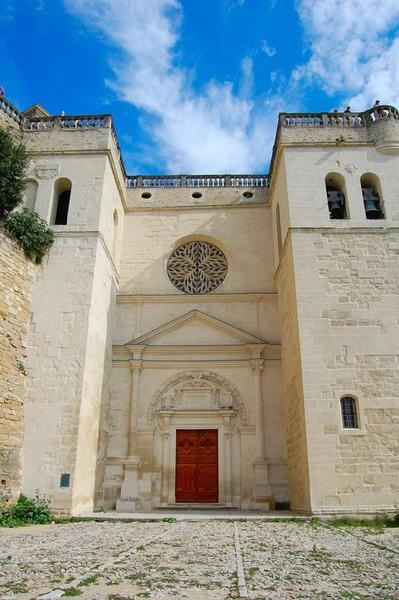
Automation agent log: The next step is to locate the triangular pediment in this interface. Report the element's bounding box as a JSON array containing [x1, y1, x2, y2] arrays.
[[23, 104, 51, 118], [128, 310, 266, 347]]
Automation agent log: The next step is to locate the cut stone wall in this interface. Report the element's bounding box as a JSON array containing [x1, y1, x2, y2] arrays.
[[0, 231, 34, 503], [276, 239, 311, 511], [23, 151, 123, 514], [290, 229, 399, 512]]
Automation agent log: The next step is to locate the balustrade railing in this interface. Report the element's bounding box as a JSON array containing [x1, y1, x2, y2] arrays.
[[0, 96, 23, 125], [281, 105, 399, 128], [2, 94, 397, 191], [23, 114, 112, 131], [126, 174, 270, 188]]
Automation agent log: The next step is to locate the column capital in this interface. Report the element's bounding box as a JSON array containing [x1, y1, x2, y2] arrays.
[[130, 359, 143, 374], [250, 358, 264, 372]]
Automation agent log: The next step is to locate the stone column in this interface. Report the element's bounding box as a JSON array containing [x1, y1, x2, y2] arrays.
[[116, 353, 143, 512], [222, 410, 235, 507], [251, 358, 273, 509], [159, 411, 173, 506]]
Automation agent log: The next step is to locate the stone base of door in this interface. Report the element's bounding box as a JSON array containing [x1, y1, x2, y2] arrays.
[[250, 497, 276, 511], [160, 502, 230, 509], [116, 456, 141, 512], [116, 499, 141, 512]]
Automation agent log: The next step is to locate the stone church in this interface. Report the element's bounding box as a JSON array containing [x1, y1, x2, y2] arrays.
[[1, 96, 398, 516]]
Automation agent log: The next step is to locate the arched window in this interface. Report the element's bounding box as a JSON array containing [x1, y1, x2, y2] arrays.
[[361, 173, 384, 219], [52, 178, 72, 225], [325, 173, 348, 220], [340, 397, 359, 429], [23, 179, 38, 211]]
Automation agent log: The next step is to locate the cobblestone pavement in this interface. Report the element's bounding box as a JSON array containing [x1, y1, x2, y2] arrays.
[[0, 520, 398, 599]]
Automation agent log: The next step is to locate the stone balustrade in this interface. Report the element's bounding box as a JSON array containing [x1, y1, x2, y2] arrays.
[[281, 105, 399, 128], [0, 95, 24, 125], [22, 114, 112, 131], [126, 174, 270, 188]]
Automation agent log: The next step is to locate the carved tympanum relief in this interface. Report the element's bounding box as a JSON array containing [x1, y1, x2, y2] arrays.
[[167, 240, 228, 294], [149, 371, 247, 423]]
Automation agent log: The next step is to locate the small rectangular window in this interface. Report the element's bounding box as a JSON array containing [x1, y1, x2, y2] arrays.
[[60, 473, 70, 487]]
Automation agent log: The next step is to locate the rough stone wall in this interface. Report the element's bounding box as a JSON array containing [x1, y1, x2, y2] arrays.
[[0, 112, 22, 139], [0, 231, 34, 503]]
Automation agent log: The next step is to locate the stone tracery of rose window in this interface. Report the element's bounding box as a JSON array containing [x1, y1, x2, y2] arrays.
[[167, 240, 228, 294]]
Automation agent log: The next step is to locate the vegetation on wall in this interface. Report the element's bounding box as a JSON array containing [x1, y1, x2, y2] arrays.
[[0, 127, 54, 263], [4, 209, 54, 264], [0, 493, 52, 527], [0, 128, 27, 220]]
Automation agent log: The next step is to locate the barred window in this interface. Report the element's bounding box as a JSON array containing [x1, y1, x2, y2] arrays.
[[340, 397, 359, 429]]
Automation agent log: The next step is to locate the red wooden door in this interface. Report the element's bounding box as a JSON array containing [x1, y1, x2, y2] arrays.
[[175, 430, 218, 503]]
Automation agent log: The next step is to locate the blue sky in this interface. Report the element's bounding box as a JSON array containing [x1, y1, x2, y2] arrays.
[[2, 0, 399, 174]]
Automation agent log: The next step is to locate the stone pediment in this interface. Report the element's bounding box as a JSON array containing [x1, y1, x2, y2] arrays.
[[23, 103, 51, 118], [128, 310, 266, 347]]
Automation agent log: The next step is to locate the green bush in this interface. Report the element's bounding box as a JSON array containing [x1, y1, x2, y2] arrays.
[[0, 127, 54, 263], [0, 493, 52, 527], [0, 128, 28, 220], [3, 208, 54, 263]]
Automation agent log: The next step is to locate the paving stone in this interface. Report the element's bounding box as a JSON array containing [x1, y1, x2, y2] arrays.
[[0, 521, 398, 599]]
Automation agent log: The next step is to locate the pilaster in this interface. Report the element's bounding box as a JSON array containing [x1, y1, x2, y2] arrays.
[[250, 356, 274, 509], [116, 349, 144, 511]]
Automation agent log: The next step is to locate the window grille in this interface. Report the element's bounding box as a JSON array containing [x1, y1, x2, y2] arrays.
[[340, 397, 359, 429], [167, 241, 227, 294]]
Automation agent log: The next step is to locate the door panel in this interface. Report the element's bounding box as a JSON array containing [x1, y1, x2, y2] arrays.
[[175, 429, 218, 503]]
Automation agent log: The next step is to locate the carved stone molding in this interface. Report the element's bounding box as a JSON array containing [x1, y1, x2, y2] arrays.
[[34, 163, 60, 179], [148, 370, 248, 424], [167, 241, 227, 294]]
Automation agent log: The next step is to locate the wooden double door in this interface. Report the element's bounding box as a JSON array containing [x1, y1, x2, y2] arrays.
[[175, 429, 218, 503]]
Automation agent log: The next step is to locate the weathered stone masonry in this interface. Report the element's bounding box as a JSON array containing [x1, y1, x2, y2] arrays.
[[0, 231, 34, 503], [1, 96, 399, 515]]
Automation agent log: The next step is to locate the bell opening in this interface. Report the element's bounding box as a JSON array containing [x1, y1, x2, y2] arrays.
[[327, 188, 346, 220], [362, 187, 383, 219]]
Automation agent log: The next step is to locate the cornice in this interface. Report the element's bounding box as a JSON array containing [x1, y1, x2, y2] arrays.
[[112, 359, 279, 368], [116, 292, 277, 304], [125, 202, 267, 213]]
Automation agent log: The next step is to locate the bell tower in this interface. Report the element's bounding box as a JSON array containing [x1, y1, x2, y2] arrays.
[[21, 111, 125, 514], [270, 106, 399, 514]]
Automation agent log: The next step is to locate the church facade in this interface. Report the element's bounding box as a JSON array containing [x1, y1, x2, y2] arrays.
[[1, 97, 399, 515]]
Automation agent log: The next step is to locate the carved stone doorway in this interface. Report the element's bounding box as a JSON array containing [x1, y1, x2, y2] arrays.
[[175, 429, 218, 503]]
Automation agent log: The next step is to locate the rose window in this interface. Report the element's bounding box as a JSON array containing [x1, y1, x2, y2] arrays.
[[167, 241, 228, 294]]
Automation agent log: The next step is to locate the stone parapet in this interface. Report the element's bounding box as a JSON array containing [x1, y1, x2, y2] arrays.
[[126, 184, 269, 210], [271, 106, 399, 176]]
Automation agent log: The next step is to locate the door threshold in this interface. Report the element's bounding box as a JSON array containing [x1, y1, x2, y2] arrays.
[[158, 503, 232, 509]]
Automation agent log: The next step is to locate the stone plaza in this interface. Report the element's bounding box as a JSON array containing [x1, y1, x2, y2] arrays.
[[0, 518, 399, 599]]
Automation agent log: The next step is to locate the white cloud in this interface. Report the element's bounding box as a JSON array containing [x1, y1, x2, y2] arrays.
[[64, 0, 399, 174], [261, 40, 276, 57], [295, 0, 399, 109], [65, 0, 277, 173], [240, 56, 254, 98]]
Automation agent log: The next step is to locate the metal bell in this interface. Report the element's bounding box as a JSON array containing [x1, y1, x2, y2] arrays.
[[327, 190, 345, 219], [362, 188, 382, 219]]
